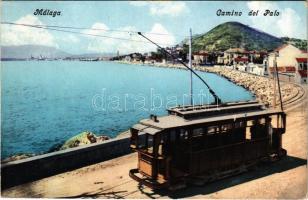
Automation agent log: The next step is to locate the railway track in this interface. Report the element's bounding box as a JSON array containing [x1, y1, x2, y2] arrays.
[[282, 83, 307, 112]]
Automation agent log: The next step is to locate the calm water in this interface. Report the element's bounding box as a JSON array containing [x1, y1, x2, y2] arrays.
[[1, 61, 254, 158]]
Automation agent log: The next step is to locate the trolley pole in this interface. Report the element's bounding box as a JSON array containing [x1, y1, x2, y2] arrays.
[[189, 28, 193, 105]]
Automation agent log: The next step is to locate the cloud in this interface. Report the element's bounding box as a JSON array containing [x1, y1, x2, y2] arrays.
[[247, 1, 276, 11], [145, 23, 176, 47], [83, 22, 109, 35], [129, 1, 148, 7], [246, 2, 305, 39], [1, 15, 56, 46], [66, 35, 79, 43], [149, 2, 188, 17], [276, 8, 302, 38], [86, 22, 176, 54], [129, 1, 188, 17]]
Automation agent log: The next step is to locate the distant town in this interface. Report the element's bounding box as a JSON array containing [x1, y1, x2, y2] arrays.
[[2, 42, 307, 85], [1, 21, 307, 84]]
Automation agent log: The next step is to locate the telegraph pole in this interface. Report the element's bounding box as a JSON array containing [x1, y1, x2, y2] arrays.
[[274, 51, 284, 111], [273, 53, 277, 109], [189, 28, 193, 105]]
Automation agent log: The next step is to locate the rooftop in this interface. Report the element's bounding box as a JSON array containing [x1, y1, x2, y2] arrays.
[[133, 101, 283, 132]]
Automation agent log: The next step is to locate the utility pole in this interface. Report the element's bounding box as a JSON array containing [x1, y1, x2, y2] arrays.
[[273, 53, 277, 108], [189, 28, 193, 105], [274, 51, 283, 111]]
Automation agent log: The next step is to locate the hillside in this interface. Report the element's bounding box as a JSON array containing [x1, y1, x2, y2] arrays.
[[188, 21, 284, 52], [281, 37, 307, 50], [1, 45, 71, 59]]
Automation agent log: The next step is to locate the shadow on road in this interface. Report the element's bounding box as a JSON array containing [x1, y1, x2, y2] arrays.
[[138, 155, 306, 199], [60, 190, 128, 199]]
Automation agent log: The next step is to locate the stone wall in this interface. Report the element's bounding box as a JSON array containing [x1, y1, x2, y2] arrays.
[[1, 135, 132, 189]]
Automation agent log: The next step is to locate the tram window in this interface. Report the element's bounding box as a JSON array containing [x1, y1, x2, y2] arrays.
[[246, 127, 251, 140], [192, 128, 203, 137], [137, 132, 146, 148], [208, 126, 218, 135], [270, 115, 284, 129], [259, 118, 266, 125], [158, 144, 163, 156], [170, 130, 177, 142], [138, 134, 154, 154], [250, 119, 268, 139], [130, 129, 138, 147], [147, 135, 154, 154], [235, 121, 246, 128], [179, 129, 189, 140], [221, 124, 232, 133]]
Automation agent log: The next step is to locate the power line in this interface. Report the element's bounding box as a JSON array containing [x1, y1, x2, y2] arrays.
[[1, 22, 175, 46], [1, 21, 187, 37]]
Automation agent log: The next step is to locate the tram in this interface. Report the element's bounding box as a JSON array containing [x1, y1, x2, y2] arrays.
[[129, 32, 287, 190], [129, 101, 287, 189]]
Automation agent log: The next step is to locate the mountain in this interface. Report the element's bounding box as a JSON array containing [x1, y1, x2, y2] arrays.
[[1, 45, 71, 59], [186, 21, 284, 52]]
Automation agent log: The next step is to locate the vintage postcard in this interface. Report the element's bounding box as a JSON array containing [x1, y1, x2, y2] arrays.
[[1, 0, 307, 198]]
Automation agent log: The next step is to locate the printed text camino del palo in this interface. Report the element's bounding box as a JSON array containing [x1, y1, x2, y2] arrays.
[[216, 9, 280, 16]]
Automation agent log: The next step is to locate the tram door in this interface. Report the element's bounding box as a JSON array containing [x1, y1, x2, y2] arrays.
[[166, 129, 191, 178], [270, 113, 286, 152], [137, 134, 156, 177]]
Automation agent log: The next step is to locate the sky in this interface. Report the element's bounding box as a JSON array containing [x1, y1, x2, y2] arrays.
[[1, 1, 307, 54]]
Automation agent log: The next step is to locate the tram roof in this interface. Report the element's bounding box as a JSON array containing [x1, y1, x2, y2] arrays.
[[167, 101, 264, 119], [135, 108, 284, 134]]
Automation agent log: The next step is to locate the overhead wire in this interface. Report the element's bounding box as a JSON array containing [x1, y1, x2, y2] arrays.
[[1, 22, 178, 46]]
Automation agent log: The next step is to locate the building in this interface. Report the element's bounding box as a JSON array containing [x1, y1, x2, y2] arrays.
[[223, 48, 250, 65], [245, 63, 267, 76], [124, 55, 131, 62], [268, 44, 307, 84], [268, 44, 300, 74], [192, 51, 209, 65], [295, 56, 307, 83], [165, 45, 185, 64], [234, 57, 249, 66]]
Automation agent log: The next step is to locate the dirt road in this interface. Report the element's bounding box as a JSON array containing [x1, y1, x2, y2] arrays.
[[2, 92, 307, 199]]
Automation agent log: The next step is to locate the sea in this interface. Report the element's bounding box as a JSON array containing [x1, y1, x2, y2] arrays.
[[1, 61, 254, 159]]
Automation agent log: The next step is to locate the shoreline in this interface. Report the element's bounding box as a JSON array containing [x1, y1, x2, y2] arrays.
[[116, 60, 303, 108]]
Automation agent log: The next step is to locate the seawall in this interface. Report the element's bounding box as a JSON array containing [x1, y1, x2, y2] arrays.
[[1, 135, 133, 189], [116, 61, 303, 108]]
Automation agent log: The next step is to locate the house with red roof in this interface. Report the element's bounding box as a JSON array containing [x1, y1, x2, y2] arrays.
[[222, 48, 249, 65], [268, 44, 307, 84], [193, 51, 209, 65], [295, 56, 308, 83]]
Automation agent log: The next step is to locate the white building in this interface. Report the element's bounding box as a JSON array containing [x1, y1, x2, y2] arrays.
[[295, 56, 308, 84], [268, 44, 307, 84]]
